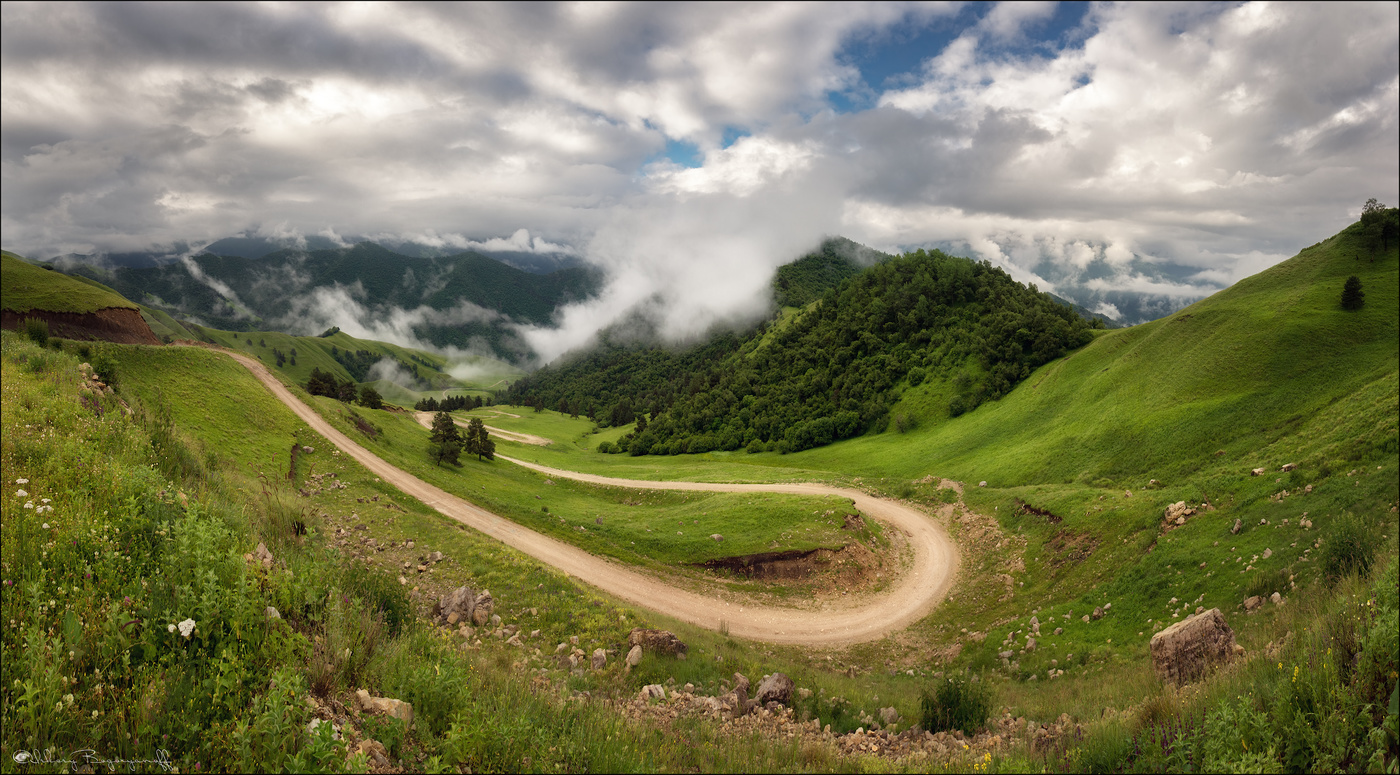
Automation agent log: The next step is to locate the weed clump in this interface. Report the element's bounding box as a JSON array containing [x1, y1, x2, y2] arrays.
[[23, 317, 48, 347], [1320, 512, 1375, 582], [920, 674, 991, 735]]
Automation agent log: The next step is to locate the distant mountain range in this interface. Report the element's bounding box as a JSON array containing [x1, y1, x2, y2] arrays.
[[64, 242, 601, 362]]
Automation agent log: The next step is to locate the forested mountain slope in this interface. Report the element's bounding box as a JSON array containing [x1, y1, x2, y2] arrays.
[[509, 248, 1102, 455]]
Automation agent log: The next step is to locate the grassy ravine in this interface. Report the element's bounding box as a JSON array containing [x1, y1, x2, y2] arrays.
[[2, 253, 137, 315]]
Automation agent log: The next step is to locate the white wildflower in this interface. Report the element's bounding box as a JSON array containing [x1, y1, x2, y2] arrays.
[[167, 624, 176, 633], [15, 489, 27, 497], [15, 479, 28, 484], [178, 619, 196, 638], [41, 498, 50, 504], [24, 502, 34, 509], [42, 523, 50, 530], [63, 693, 74, 706]]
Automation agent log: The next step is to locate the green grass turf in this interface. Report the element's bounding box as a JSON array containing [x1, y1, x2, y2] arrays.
[[2, 252, 138, 314]]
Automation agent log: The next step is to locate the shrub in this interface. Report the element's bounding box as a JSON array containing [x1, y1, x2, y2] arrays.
[[596, 441, 615, 454], [23, 317, 49, 347], [1320, 512, 1374, 582], [920, 674, 991, 735], [1341, 276, 1365, 310]]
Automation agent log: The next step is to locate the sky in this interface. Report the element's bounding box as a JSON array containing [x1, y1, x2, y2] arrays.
[[2, 1, 1397, 360]]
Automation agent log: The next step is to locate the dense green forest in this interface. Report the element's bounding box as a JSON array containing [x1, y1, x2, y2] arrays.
[[67, 242, 602, 361], [508, 248, 1101, 455], [772, 237, 890, 308]]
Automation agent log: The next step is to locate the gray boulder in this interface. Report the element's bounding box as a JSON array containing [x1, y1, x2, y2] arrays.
[[754, 672, 794, 706], [1149, 608, 1238, 685], [628, 628, 688, 657]]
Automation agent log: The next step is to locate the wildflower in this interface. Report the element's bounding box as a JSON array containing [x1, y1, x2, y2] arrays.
[[16, 489, 28, 497], [63, 693, 74, 705], [24, 502, 34, 509], [178, 619, 196, 638], [168, 624, 176, 633], [92, 710, 99, 719], [42, 523, 49, 530], [41, 498, 50, 504], [16, 479, 28, 484]]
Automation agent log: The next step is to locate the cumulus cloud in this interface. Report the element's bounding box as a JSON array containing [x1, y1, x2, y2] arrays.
[[1, 2, 1396, 361]]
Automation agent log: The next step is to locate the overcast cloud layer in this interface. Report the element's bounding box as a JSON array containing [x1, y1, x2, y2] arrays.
[[3, 1, 1396, 359]]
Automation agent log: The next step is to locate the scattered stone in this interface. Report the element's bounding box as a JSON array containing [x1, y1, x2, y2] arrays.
[[1092, 606, 1105, 620], [1164, 501, 1196, 524], [1251, 468, 1265, 476], [880, 707, 900, 726], [626, 644, 643, 668], [1262, 548, 1272, 560], [406, 541, 415, 550], [252, 542, 275, 570], [355, 689, 413, 727], [307, 718, 341, 740], [1081, 615, 1091, 623], [265, 606, 281, 620], [1025, 637, 1037, 652], [357, 739, 389, 768], [1270, 592, 1283, 606], [428, 551, 444, 563], [755, 673, 795, 706], [640, 684, 666, 701], [1149, 608, 1238, 685], [1244, 596, 1262, 611], [1124, 490, 1133, 498], [437, 586, 494, 628], [711, 533, 725, 542], [1281, 463, 1296, 472], [628, 628, 689, 657], [591, 648, 607, 670], [1231, 518, 1242, 534], [1053, 627, 1063, 636], [978, 481, 987, 487]]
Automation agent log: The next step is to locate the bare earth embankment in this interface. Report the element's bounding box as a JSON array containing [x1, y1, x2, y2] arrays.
[[230, 349, 959, 645]]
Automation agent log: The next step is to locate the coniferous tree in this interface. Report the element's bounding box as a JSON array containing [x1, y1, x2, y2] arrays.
[[1341, 276, 1365, 311], [428, 411, 462, 466], [465, 417, 495, 461]]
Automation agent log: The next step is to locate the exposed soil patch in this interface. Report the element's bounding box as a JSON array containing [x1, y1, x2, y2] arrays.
[[1013, 498, 1063, 523], [695, 548, 824, 578], [1, 307, 160, 345], [1047, 529, 1100, 569]]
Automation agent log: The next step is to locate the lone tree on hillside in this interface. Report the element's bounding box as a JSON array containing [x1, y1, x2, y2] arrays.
[[465, 417, 496, 461], [1341, 276, 1365, 311], [428, 411, 462, 466], [358, 385, 383, 410]]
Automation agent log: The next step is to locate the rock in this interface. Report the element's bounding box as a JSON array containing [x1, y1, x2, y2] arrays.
[[591, 648, 607, 670], [357, 739, 390, 768], [1053, 627, 1063, 636], [428, 551, 444, 563], [265, 606, 281, 620], [797, 688, 812, 699], [406, 541, 415, 550], [438, 585, 492, 627], [1281, 463, 1296, 472], [999, 650, 1015, 660], [505, 633, 523, 647], [1081, 615, 1091, 623], [1025, 637, 1037, 652], [1231, 518, 1242, 535], [755, 672, 795, 705], [880, 707, 900, 726], [1104, 603, 1112, 611], [978, 481, 987, 487], [1092, 606, 1105, 620], [1030, 616, 1039, 628], [710, 534, 724, 542], [733, 672, 750, 695], [628, 628, 689, 657], [252, 542, 274, 569], [1270, 592, 1283, 605], [640, 684, 666, 701], [1149, 608, 1238, 685], [1251, 468, 1265, 476], [472, 592, 494, 626], [626, 644, 643, 668], [1262, 548, 1272, 559], [1164, 501, 1196, 523], [307, 718, 340, 740], [1243, 595, 1262, 611], [355, 689, 413, 727], [595, 517, 603, 525]]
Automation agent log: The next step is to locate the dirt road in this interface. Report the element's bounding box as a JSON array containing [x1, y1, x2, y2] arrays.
[[413, 411, 551, 446], [229, 350, 959, 645]]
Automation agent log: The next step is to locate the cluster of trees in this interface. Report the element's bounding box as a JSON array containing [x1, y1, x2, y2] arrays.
[[1359, 199, 1399, 257], [515, 249, 1101, 456], [270, 347, 295, 367], [305, 367, 382, 409], [414, 393, 487, 412], [427, 412, 494, 466]]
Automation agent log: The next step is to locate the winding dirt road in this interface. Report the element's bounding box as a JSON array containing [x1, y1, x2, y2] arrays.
[[414, 411, 552, 446], [228, 350, 959, 645]]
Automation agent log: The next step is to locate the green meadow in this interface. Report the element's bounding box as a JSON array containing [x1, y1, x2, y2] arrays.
[[2, 252, 138, 314]]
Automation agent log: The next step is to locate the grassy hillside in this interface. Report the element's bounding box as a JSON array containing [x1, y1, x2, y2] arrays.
[[1, 252, 138, 314]]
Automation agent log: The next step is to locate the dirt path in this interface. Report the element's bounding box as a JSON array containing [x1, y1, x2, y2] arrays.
[[227, 350, 959, 645], [413, 411, 551, 446]]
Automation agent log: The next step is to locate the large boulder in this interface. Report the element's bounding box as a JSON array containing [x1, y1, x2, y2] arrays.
[[754, 673, 794, 706], [628, 628, 688, 657], [1149, 608, 1238, 685]]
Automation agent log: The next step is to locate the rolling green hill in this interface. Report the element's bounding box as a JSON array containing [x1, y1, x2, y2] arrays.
[[1, 251, 138, 314], [68, 242, 602, 361]]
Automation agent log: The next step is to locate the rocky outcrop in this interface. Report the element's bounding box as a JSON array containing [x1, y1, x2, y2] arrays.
[[1149, 608, 1238, 685], [1, 307, 160, 345], [436, 586, 493, 627], [355, 689, 413, 727], [628, 628, 688, 657]]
